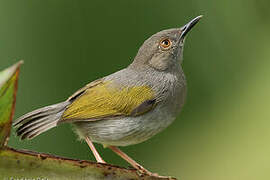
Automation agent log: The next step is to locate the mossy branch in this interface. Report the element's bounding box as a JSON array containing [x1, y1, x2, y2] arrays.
[[0, 147, 168, 180]]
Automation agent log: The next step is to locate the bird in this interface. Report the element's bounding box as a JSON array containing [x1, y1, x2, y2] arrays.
[[13, 16, 202, 177]]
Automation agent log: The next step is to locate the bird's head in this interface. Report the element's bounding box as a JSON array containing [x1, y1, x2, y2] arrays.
[[130, 16, 202, 72]]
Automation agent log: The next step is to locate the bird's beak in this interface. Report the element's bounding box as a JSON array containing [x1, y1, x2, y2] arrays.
[[180, 15, 202, 39]]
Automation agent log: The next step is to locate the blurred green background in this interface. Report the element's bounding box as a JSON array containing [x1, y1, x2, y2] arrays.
[[1, 0, 270, 179]]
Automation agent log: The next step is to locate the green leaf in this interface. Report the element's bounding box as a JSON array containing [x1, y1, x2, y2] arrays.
[[0, 61, 23, 148]]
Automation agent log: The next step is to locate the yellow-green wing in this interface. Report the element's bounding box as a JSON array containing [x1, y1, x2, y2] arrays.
[[61, 80, 156, 122]]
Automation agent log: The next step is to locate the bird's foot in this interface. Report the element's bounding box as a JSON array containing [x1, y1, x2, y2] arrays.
[[136, 165, 174, 179], [97, 159, 106, 164]]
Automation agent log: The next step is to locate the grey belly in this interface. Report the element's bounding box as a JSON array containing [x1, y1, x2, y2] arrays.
[[73, 105, 175, 146]]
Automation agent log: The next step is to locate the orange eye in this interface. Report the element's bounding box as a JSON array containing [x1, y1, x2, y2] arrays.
[[159, 38, 172, 50]]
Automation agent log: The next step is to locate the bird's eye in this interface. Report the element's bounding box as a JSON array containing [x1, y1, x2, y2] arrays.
[[159, 38, 172, 50]]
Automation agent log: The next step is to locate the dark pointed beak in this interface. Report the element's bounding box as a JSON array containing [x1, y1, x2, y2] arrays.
[[180, 15, 202, 39]]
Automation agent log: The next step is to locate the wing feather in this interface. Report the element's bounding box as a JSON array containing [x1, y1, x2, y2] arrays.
[[61, 80, 156, 122]]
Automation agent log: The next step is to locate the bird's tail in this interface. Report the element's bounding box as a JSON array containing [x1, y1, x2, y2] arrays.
[[13, 101, 70, 140]]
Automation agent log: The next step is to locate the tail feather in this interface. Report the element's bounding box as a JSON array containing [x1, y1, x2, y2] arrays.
[[13, 102, 68, 126], [16, 116, 49, 134], [13, 101, 70, 140], [17, 115, 57, 136], [20, 114, 61, 139]]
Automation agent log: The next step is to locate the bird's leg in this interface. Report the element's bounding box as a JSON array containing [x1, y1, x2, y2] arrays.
[[108, 146, 157, 176], [85, 137, 106, 163]]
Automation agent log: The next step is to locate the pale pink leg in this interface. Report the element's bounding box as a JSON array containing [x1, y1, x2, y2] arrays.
[[108, 146, 155, 176], [85, 137, 106, 163]]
